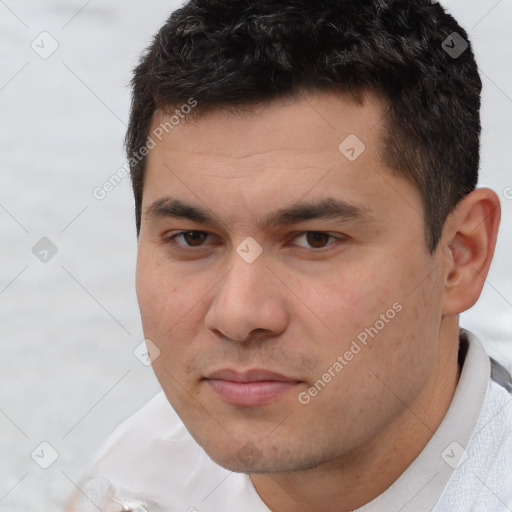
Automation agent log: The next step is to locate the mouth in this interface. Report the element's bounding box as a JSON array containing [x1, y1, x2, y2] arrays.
[[203, 369, 302, 407]]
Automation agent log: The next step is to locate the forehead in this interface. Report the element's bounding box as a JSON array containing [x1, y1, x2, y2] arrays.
[[142, 90, 421, 231], [148, 90, 386, 164]]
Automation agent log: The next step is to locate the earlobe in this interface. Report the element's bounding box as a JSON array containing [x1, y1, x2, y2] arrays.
[[441, 188, 501, 316]]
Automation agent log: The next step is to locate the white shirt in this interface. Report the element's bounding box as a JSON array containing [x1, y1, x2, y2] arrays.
[[72, 330, 512, 512]]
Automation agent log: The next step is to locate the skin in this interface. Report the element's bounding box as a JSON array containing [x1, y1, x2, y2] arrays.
[[136, 90, 500, 512]]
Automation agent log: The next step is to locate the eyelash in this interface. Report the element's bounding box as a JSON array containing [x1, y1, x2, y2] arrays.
[[161, 230, 347, 252]]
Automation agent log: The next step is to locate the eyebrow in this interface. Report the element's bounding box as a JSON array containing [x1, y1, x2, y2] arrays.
[[144, 196, 376, 230]]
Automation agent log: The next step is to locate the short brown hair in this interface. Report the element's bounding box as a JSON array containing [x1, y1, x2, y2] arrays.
[[126, 0, 481, 252]]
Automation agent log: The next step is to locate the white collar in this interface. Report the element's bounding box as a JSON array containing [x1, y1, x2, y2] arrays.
[[355, 329, 492, 511]]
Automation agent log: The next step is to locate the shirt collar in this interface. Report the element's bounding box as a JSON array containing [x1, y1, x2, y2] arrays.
[[354, 329, 491, 511]]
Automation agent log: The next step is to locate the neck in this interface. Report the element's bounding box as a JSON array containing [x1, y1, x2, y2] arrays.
[[250, 318, 462, 512]]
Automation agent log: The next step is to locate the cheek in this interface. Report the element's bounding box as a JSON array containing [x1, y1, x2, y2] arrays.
[[310, 264, 396, 341], [135, 249, 217, 383], [135, 250, 191, 337], [357, 267, 443, 402], [313, 254, 441, 379], [135, 252, 201, 398], [136, 253, 164, 327]]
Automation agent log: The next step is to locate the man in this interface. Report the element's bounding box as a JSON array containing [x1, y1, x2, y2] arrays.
[[71, 0, 512, 510]]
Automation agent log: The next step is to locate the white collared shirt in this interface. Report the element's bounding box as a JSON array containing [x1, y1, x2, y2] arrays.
[[72, 330, 512, 512]]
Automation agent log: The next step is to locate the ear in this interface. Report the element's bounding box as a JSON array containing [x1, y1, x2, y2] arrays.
[[440, 188, 501, 316]]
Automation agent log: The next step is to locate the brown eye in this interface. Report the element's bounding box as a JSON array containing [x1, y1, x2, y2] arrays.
[[182, 231, 208, 246], [305, 232, 331, 248]]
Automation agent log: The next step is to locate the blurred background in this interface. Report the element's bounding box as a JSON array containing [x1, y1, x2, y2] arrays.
[[0, 0, 511, 509]]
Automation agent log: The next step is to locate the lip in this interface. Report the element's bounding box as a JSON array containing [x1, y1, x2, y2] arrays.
[[204, 368, 302, 407]]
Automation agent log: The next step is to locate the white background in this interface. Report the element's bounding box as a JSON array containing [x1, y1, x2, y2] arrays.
[[0, 0, 511, 509]]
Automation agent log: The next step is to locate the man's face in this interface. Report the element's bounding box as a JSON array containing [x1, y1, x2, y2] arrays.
[[136, 91, 446, 473]]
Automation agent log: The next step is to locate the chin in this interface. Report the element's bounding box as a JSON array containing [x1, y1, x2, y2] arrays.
[[200, 437, 324, 475], [208, 453, 289, 474]]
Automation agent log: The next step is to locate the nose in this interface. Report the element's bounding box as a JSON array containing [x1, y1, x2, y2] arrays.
[[204, 251, 289, 343]]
